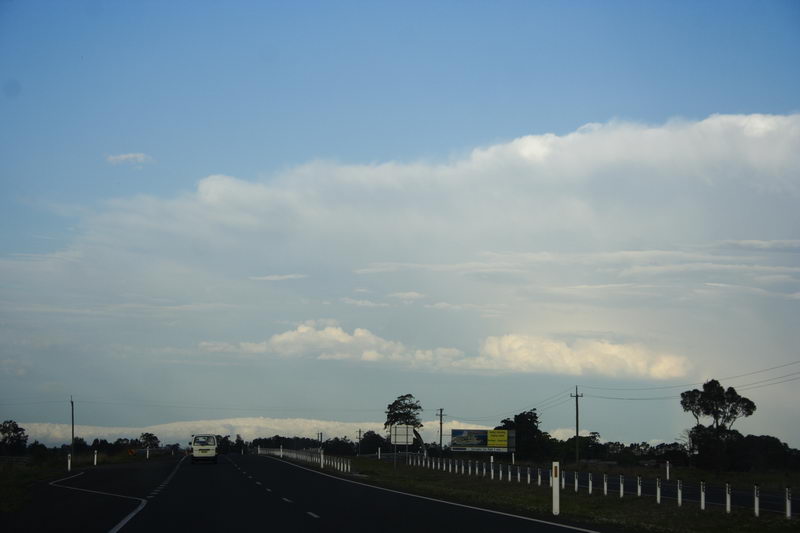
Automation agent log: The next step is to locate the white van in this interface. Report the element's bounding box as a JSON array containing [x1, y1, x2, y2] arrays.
[[189, 434, 218, 463]]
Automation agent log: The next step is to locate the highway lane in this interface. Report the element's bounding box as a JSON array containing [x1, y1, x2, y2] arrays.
[[124, 454, 598, 532], [6, 455, 182, 532]]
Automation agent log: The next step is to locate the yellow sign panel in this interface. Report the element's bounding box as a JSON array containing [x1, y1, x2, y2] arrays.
[[487, 430, 508, 447]]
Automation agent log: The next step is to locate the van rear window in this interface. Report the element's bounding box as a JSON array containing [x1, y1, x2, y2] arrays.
[[193, 435, 216, 446]]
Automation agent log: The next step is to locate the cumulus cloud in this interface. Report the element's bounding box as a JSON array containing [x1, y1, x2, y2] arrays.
[[475, 335, 689, 379], [106, 153, 154, 165], [198, 323, 688, 379]]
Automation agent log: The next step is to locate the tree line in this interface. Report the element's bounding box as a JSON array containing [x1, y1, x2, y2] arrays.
[[3, 379, 798, 471]]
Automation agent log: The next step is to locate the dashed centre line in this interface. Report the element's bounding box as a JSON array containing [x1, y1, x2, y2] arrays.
[[307, 512, 320, 519], [282, 497, 293, 503]]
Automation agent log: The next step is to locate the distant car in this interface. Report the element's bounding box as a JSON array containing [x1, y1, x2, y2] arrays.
[[188, 434, 218, 463]]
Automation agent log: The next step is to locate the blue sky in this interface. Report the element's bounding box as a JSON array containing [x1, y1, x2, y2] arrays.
[[1, 1, 800, 447]]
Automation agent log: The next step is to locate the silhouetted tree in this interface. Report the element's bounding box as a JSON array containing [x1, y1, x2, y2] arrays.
[[0, 420, 28, 455], [680, 379, 755, 432], [140, 432, 160, 448], [359, 430, 387, 454], [384, 394, 423, 429]]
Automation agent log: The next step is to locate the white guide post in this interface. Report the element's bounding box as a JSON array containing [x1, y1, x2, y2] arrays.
[[561, 471, 565, 490], [552, 462, 561, 516], [701, 481, 706, 510], [603, 473, 608, 496], [619, 475, 624, 498], [538, 468, 542, 486], [280, 444, 283, 458], [656, 477, 661, 504], [754, 484, 760, 518], [677, 480, 683, 507], [574, 471, 578, 493], [666, 460, 670, 480], [527, 466, 531, 485], [320, 449, 324, 469], [93, 449, 97, 466], [491, 457, 494, 480], [512, 452, 515, 465], [637, 475, 641, 497], [67, 453, 71, 472], [786, 487, 792, 519], [146, 447, 150, 460], [588, 472, 593, 495], [726, 483, 731, 514]]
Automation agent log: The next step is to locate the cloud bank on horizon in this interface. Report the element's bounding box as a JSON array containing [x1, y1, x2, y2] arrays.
[[20, 416, 599, 447], [2, 113, 799, 444]]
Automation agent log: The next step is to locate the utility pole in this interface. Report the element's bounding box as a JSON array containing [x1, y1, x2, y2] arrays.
[[437, 408, 445, 449], [570, 386, 583, 466], [70, 395, 75, 460]]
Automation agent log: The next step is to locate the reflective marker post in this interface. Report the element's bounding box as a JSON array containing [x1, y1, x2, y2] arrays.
[[755, 484, 760, 518], [726, 483, 731, 514], [787, 487, 792, 519], [656, 477, 661, 504], [619, 475, 624, 498], [588, 472, 593, 495], [574, 471, 578, 493], [678, 480, 683, 507], [701, 481, 706, 510], [552, 462, 560, 516]]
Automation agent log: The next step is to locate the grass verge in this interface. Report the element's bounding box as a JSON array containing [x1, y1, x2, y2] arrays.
[[344, 457, 795, 533]]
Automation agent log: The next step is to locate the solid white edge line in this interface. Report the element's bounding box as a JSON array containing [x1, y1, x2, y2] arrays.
[[260, 456, 599, 533]]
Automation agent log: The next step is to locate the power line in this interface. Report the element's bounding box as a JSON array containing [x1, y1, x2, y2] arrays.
[[584, 369, 800, 401], [447, 387, 573, 421], [579, 359, 800, 391]]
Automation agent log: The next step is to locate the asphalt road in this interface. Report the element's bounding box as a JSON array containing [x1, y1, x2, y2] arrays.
[[8, 455, 598, 533]]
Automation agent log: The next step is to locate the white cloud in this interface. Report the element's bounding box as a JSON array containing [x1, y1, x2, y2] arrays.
[[547, 428, 594, 441], [475, 335, 689, 379], [4, 114, 800, 444], [20, 417, 491, 447], [198, 323, 687, 379], [340, 297, 389, 308], [106, 153, 154, 165], [388, 291, 426, 301], [249, 274, 307, 281]]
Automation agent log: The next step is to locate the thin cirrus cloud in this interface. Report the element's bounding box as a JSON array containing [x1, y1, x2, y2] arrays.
[[105, 153, 154, 165], [249, 274, 307, 281]]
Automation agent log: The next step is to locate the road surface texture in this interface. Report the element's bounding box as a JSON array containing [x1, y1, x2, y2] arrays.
[[7, 454, 599, 533]]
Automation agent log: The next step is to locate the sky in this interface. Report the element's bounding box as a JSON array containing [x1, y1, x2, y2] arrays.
[[1, 1, 799, 448]]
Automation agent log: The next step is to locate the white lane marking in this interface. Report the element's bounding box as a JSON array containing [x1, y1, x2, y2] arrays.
[[307, 512, 320, 519], [282, 497, 293, 503], [49, 456, 187, 533], [261, 456, 598, 533], [266, 488, 272, 492], [255, 481, 262, 486]]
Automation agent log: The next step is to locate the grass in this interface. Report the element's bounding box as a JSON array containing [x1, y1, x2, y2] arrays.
[[341, 457, 796, 533]]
